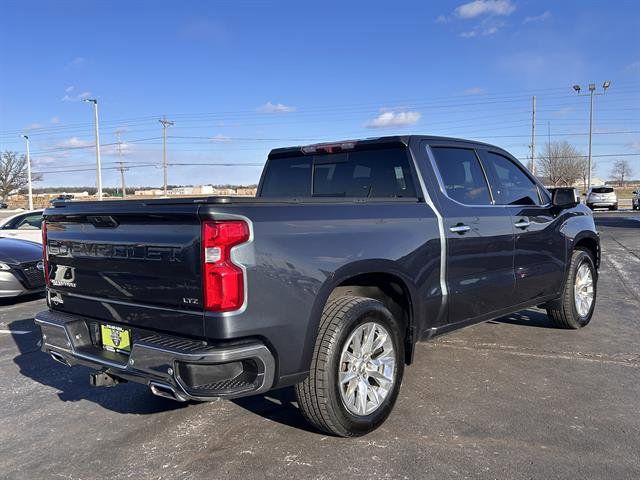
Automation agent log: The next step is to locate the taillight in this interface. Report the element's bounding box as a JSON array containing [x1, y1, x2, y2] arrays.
[[201, 220, 250, 312], [41, 221, 49, 286]]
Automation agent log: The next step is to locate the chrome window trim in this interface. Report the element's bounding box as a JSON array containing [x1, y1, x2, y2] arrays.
[[408, 146, 447, 298], [427, 145, 552, 209]]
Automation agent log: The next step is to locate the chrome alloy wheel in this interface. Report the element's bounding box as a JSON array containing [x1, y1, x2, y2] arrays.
[[574, 263, 594, 317], [338, 321, 396, 416]]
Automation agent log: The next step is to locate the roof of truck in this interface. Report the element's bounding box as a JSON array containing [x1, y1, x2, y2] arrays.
[[269, 135, 501, 158]]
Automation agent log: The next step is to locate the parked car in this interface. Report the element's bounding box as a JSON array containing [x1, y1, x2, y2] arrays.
[[35, 136, 599, 437], [0, 201, 8, 209], [632, 190, 639, 210], [0, 237, 45, 298], [49, 194, 74, 205], [0, 209, 44, 243], [586, 186, 618, 210]]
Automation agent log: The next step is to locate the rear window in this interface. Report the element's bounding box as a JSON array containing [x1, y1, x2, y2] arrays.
[[260, 147, 417, 198], [591, 187, 614, 193]]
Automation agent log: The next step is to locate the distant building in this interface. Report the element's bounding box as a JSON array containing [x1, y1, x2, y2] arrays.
[[236, 187, 257, 196]]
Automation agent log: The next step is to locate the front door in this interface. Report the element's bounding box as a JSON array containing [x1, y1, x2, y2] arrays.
[[478, 150, 565, 303]]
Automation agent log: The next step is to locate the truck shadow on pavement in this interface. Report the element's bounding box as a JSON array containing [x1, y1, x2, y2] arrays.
[[231, 387, 319, 434], [0, 292, 46, 307], [10, 318, 188, 415], [488, 309, 560, 329]]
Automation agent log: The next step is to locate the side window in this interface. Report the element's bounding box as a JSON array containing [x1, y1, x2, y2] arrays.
[[14, 213, 43, 230], [430, 147, 492, 205], [482, 152, 541, 206]]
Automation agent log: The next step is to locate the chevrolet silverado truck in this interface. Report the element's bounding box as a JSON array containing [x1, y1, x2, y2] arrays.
[[36, 136, 600, 437]]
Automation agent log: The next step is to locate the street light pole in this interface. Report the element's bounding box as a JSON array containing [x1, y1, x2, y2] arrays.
[[159, 117, 174, 196], [84, 99, 103, 200], [21, 135, 33, 210], [572, 81, 610, 192]]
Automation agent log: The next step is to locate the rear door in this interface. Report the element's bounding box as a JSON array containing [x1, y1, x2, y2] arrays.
[[478, 149, 565, 303], [44, 202, 205, 336], [427, 145, 515, 326]]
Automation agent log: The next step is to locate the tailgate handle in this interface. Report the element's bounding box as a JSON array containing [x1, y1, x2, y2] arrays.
[[87, 216, 119, 228]]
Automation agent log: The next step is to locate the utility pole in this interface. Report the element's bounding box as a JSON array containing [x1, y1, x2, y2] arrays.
[[115, 130, 128, 199], [20, 135, 33, 210], [530, 95, 536, 175], [84, 99, 103, 200], [159, 117, 174, 196], [572, 81, 611, 191]]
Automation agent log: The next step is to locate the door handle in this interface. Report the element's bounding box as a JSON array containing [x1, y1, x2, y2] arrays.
[[450, 224, 471, 234], [514, 219, 530, 229]]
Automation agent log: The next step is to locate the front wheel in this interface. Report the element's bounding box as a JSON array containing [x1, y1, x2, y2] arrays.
[[295, 295, 404, 437], [546, 249, 597, 329]]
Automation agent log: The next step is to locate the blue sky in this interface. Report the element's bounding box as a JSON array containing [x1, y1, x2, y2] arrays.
[[1, 0, 639, 188]]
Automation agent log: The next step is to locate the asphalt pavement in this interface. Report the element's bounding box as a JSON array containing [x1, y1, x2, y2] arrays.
[[0, 212, 638, 479]]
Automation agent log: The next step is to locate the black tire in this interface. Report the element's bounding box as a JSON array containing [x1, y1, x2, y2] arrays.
[[546, 249, 597, 329], [295, 295, 405, 437]]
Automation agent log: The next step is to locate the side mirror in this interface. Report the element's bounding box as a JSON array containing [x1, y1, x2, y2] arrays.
[[552, 187, 580, 207]]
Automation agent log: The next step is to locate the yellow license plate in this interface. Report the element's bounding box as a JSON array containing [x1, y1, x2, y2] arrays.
[[100, 324, 131, 353]]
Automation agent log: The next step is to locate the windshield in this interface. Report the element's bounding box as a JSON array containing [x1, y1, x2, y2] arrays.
[[591, 187, 614, 194]]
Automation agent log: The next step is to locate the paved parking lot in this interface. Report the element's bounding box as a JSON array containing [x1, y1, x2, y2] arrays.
[[0, 212, 638, 479]]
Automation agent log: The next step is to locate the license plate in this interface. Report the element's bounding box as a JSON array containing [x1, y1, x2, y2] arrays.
[[100, 324, 131, 353]]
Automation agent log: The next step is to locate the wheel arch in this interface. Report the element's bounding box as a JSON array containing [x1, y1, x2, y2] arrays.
[[573, 231, 600, 269], [301, 260, 419, 371]]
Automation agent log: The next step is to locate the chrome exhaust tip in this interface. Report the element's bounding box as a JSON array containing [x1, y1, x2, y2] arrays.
[[50, 351, 71, 367], [149, 382, 187, 402]]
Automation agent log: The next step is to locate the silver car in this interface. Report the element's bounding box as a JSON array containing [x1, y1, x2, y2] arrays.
[[0, 237, 45, 298], [586, 187, 618, 210], [633, 190, 639, 211]]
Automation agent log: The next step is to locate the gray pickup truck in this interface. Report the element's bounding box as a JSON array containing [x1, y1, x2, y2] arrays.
[[36, 135, 599, 436]]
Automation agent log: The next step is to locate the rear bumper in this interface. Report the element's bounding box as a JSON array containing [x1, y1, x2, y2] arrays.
[[34, 309, 276, 401]]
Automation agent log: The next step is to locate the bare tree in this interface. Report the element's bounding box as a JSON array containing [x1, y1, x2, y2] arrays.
[[0, 151, 27, 200], [610, 159, 633, 187], [579, 158, 597, 193], [537, 141, 584, 187]]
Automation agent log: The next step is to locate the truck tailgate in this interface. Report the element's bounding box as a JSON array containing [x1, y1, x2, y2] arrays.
[[44, 202, 204, 336]]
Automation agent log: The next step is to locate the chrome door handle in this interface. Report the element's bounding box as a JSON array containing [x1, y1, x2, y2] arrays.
[[450, 224, 471, 234], [514, 219, 530, 229]]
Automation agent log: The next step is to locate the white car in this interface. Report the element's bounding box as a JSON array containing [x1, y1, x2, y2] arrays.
[[0, 209, 44, 243], [586, 187, 618, 210]]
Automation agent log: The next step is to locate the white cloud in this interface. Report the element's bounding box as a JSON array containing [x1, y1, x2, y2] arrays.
[[57, 137, 92, 149], [67, 57, 85, 68], [365, 111, 421, 129], [209, 134, 231, 143], [625, 61, 640, 72], [257, 101, 296, 113], [62, 90, 92, 102], [65, 85, 75, 93], [463, 87, 487, 95], [435, 15, 449, 24], [50, 116, 60, 124], [460, 18, 503, 38], [523, 11, 551, 23], [455, 0, 515, 19], [24, 123, 44, 131], [627, 139, 640, 152]]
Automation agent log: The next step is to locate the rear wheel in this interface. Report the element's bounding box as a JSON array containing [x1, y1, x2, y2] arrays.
[[295, 295, 404, 437], [546, 249, 597, 329]]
